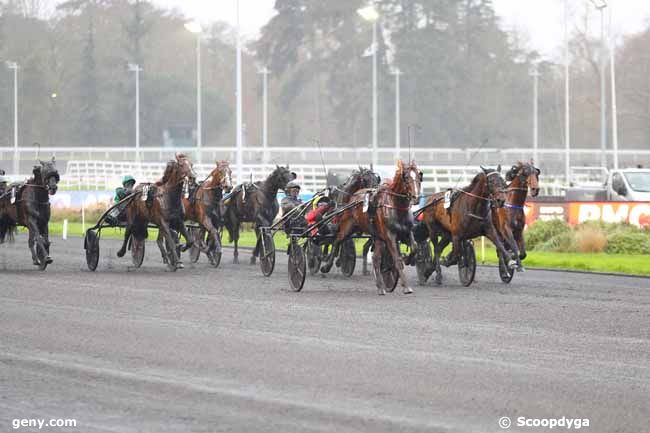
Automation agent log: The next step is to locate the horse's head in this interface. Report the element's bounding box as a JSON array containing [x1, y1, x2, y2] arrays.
[[35, 157, 60, 195], [359, 166, 381, 189], [506, 161, 540, 197], [481, 165, 507, 207], [271, 165, 296, 191], [396, 160, 423, 205], [175, 153, 196, 183], [212, 160, 233, 192]]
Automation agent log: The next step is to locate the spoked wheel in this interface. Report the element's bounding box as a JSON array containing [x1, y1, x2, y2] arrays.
[[207, 231, 222, 268], [85, 230, 100, 271], [458, 240, 477, 287], [415, 240, 433, 285], [35, 238, 49, 271], [131, 237, 145, 268], [380, 248, 399, 293], [306, 239, 322, 276], [260, 231, 276, 277], [339, 239, 356, 277], [189, 227, 203, 263], [288, 240, 306, 292], [497, 249, 514, 284]]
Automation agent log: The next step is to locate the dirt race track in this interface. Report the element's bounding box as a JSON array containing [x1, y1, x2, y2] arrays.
[[1, 235, 649, 433]]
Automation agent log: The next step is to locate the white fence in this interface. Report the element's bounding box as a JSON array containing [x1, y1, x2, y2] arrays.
[[61, 160, 570, 196]]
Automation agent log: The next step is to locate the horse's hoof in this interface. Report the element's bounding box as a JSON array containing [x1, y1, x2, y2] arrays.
[[116, 249, 126, 258], [508, 259, 517, 269], [403, 287, 414, 295], [46, 257, 53, 264], [377, 288, 386, 296], [32, 259, 39, 266], [177, 262, 185, 269], [517, 266, 525, 273], [249, 257, 257, 265], [434, 274, 443, 285]]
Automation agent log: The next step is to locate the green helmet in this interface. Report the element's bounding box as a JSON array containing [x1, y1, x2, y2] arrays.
[[122, 175, 136, 186]]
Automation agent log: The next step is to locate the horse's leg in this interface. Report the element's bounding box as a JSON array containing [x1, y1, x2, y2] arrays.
[[384, 231, 413, 295], [39, 218, 53, 263], [484, 223, 515, 269], [516, 230, 527, 260], [159, 221, 180, 269], [321, 219, 352, 273], [250, 225, 261, 265], [178, 222, 193, 253], [156, 231, 168, 264], [26, 220, 39, 265], [372, 239, 386, 295], [500, 224, 522, 271], [362, 239, 372, 276], [117, 225, 132, 258]]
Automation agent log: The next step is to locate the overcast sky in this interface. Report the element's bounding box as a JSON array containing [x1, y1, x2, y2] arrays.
[[154, 0, 650, 58]]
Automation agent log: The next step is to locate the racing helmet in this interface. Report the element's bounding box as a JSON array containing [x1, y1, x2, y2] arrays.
[[122, 175, 136, 186], [286, 180, 301, 190], [312, 195, 331, 210]]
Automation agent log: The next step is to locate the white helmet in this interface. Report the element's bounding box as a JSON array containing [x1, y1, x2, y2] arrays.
[[286, 180, 301, 190]]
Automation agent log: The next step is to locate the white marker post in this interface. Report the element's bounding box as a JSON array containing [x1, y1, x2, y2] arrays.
[[62, 219, 68, 240]]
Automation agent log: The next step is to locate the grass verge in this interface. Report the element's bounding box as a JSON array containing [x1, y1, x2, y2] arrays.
[[32, 221, 650, 277]]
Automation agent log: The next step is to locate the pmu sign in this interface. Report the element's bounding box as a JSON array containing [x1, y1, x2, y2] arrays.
[[568, 202, 650, 228]]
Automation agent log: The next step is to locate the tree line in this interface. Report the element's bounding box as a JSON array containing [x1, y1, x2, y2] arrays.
[[1, 0, 649, 155]]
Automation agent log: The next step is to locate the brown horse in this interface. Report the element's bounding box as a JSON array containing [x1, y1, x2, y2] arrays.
[[117, 153, 196, 270], [419, 166, 512, 285], [493, 161, 540, 262], [0, 158, 60, 269], [323, 160, 422, 295], [182, 160, 233, 263]]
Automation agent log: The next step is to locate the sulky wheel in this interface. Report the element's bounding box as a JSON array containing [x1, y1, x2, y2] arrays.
[[380, 248, 399, 293], [85, 230, 100, 271], [288, 240, 307, 292], [458, 240, 477, 287], [260, 231, 276, 277], [131, 237, 145, 268], [497, 249, 514, 284], [306, 239, 322, 276], [415, 240, 433, 285], [339, 238, 356, 277]]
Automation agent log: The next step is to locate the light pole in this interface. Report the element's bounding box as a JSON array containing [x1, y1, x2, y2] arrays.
[[357, 4, 380, 168], [236, 0, 243, 183], [258, 66, 271, 164], [6, 61, 19, 175], [185, 21, 203, 163], [590, 0, 608, 169], [531, 64, 540, 164], [390, 67, 402, 161], [609, 8, 619, 170], [128, 63, 143, 162], [564, 0, 571, 185]]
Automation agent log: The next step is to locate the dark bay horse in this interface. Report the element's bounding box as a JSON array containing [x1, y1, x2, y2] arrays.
[[493, 161, 540, 262], [118, 154, 196, 270], [224, 165, 295, 264], [0, 158, 60, 269], [419, 166, 512, 284], [182, 161, 233, 261], [323, 160, 422, 295]]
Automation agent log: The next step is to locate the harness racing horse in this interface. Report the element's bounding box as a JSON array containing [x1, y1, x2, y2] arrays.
[[327, 166, 381, 275], [224, 165, 295, 264], [322, 160, 422, 295], [419, 166, 512, 285], [0, 158, 60, 270], [183, 161, 233, 266], [492, 161, 540, 275], [117, 154, 196, 271]]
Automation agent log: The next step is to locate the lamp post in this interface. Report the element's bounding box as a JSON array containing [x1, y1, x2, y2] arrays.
[[6, 61, 19, 175], [128, 63, 143, 162], [185, 21, 203, 163], [390, 67, 402, 161], [258, 66, 271, 164], [564, 0, 571, 185], [609, 8, 619, 170], [236, 0, 243, 183], [531, 64, 540, 164], [357, 4, 380, 168], [590, 0, 608, 169]]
